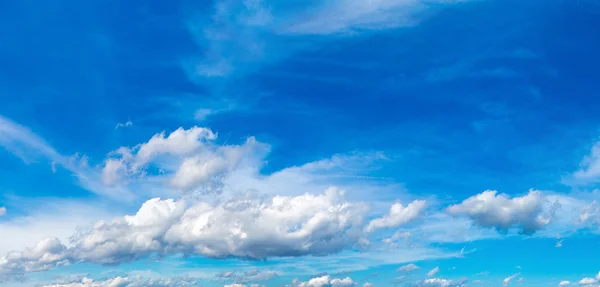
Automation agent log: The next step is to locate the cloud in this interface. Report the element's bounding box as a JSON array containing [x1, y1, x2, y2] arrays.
[[577, 272, 600, 286], [413, 277, 468, 287], [0, 198, 113, 256], [397, 263, 420, 273], [578, 277, 597, 285], [427, 267, 439, 277], [0, 188, 369, 278], [100, 126, 270, 192], [558, 281, 570, 286], [568, 142, 600, 185], [39, 275, 201, 287], [446, 190, 558, 235], [0, 115, 132, 199], [555, 239, 563, 248], [0, 207, 5, 217], [188, 0, 477, 81], [282, 0, 474, 35], [0, 115, 61, 164], [216, 269, 278, 284], [291, 275, 355, 287], [579, 201, 600, 227], [115, 121, 133, 130], [363, 283, 374, 287], [365, 200, 426, 232], [503, 273, 519, 286]]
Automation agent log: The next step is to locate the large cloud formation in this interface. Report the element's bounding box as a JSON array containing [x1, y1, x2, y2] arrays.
[[39, 276, 201, 287], [288, 275, 356, 287], [446, 190, 558, 234], [0, 188, 371, 279]]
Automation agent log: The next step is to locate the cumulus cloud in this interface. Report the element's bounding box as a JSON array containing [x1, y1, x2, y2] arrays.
[[577, 272, 600, 286], [100, 126, 270, 192], [397, 263, 420, 273], [40, 275, 201, 287], [446, 190, 558, 234], [365, 200, 426, 232], [363, 283, 374, 287], [503, 273, 519, 286], [0, 188, 368, 278], [558, 281, 570, 287], [413, 277, 468, 287], [216, 269, 278, 284], [427, 267, 439, 277], [290, 275, 355, 287], [0, 207, 5, 216]]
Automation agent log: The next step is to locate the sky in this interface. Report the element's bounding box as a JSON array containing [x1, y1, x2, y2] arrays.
[[1, 0, 600, 286]]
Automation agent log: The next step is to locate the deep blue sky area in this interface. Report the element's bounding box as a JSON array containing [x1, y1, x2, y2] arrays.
[[1, 1, 600, 287]]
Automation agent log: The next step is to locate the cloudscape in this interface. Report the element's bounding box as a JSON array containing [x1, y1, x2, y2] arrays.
[[1, 0, 600, 286]]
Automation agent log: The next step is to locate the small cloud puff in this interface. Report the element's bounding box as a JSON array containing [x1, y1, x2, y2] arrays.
[[447, 190, 558, 235], [397, 264, 420, 273]]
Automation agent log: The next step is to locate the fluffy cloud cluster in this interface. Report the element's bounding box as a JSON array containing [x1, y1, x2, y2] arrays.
[[0, 188, 368, 278], [40, 276, 200, 287], [101, 127, 269, 192], [577, 271, 600, 286], [447, 190, 558, 234], [289, 275, 356, 287], [411, 278, 468, 287], [365, 200, 427, 232], [216, 269, 278, 284]]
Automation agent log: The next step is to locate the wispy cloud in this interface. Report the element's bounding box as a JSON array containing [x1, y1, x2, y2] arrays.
[[0, 115, 133, 200]]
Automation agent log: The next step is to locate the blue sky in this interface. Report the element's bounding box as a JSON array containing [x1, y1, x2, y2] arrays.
[[1, 0, 600, 286]]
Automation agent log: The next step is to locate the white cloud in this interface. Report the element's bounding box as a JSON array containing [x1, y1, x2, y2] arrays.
[[578, 277, 597, 285], [40, 275, 201, 287], [555, 239, 563, 248], [0, 198, 113, 256], [292, 275, 355, 287], [365, 200, 426, 232], [194, 109, 214, 121], [0, 115, 61, 164], [446, 190, 558, 234], [282, 0, 474, 35], [414, 277, 467, 287], [0, 115, 132, 199], [115, 121, 133, 130], [189, 0, 476, 80], [100, 127, 270, 193], [0, 207, 5, 217], [427, 267, 439, 277], [0, 188, 369, 277], [569, 142, 600, 185], [363, 283, 374, 287], [558, 281, 570, 286], [397, 263, 420, 273], [579, 201, 600, 227], [503, 273, 519, 286], [216, 269, 278, 284]]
